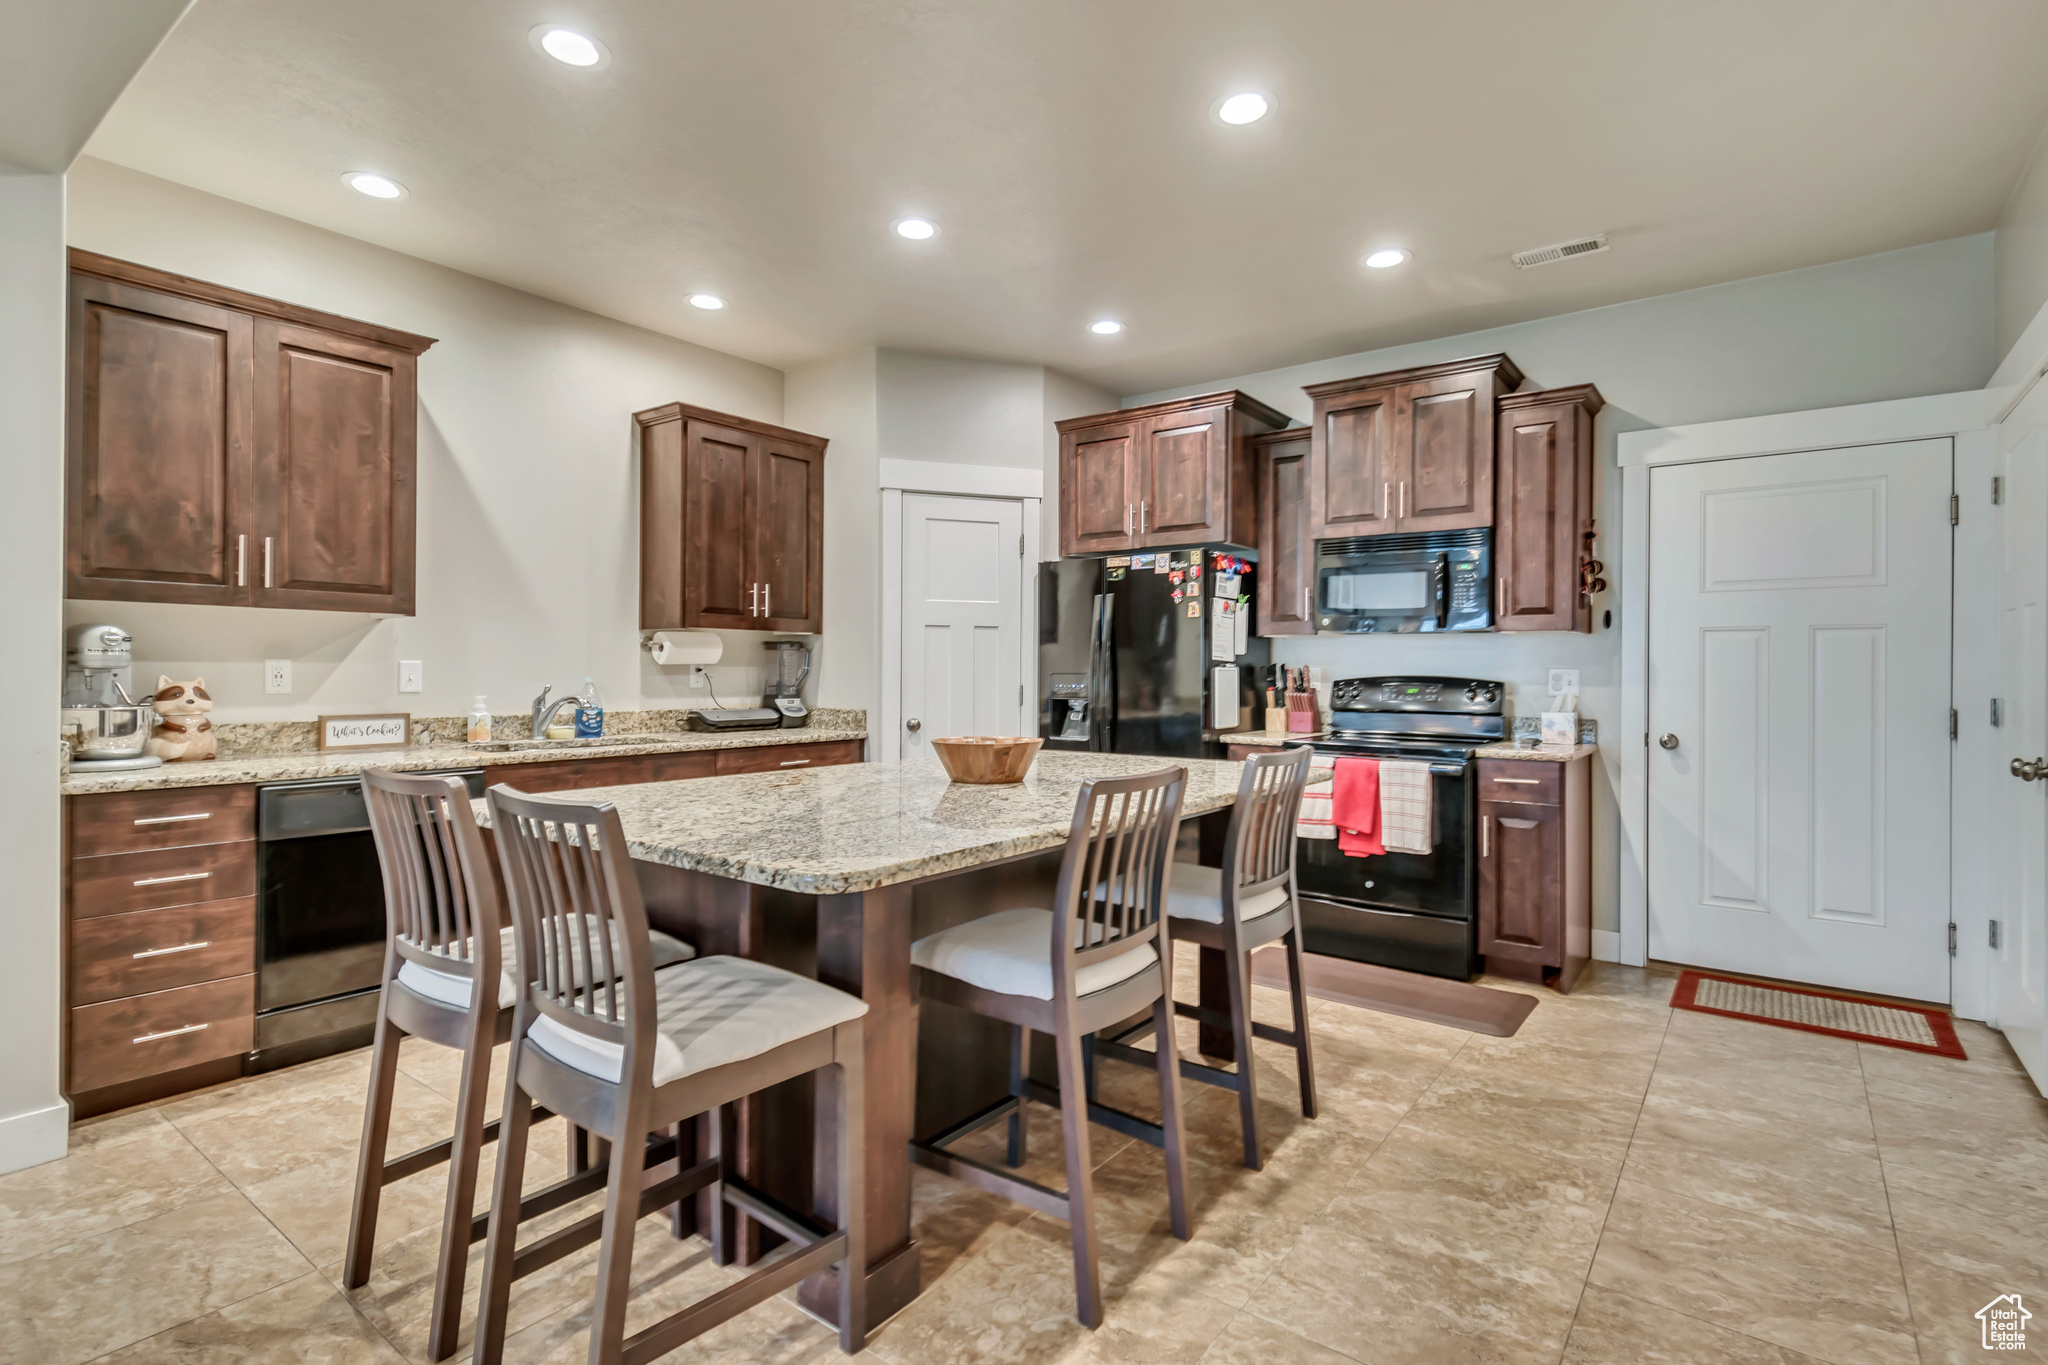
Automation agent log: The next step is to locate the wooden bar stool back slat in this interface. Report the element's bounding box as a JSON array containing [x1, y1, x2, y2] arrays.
[[908, 765, 1193, 1329], [474, 785, 869, 1364]]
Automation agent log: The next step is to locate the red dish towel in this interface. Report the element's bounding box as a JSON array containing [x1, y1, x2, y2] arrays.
[[1331, 756, 1384, 858]]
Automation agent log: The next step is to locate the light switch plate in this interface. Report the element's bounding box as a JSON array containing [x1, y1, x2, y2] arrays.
[[397, 660, 423, 693], [1547, 668, 1579, 696], [264, 659, 291, 695]]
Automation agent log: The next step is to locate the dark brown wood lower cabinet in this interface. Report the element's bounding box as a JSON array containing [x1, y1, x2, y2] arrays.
[[70, 975, 256, 1092], [1475, 756, 1591, 992]]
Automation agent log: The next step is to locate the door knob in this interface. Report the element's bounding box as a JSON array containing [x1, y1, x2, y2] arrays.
[[1659, 734, 1680, 750], [2013, 756, 2045, 780], [906, 718, 921, 732]]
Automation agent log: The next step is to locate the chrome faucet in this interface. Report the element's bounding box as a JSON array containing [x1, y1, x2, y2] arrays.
[[530, 685, 580, 740]]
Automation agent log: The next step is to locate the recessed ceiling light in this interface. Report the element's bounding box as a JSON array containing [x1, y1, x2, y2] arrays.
[[1363, 248, 1410, 269], [344, 172, 405, 199], [528, 24, 610, 68], [687, 294, 726, 310], [1088, 320, 1124, 335], [1216, 92, 1271, 125], [894, 218, 938, 240]]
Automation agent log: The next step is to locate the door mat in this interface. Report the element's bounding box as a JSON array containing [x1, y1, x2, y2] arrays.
[[1671, 970, 1966, 1059], [1252, 949, 1537, 1037]]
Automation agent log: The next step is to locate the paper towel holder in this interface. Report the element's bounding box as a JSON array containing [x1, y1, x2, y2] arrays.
[[643, 631, 723, 667]]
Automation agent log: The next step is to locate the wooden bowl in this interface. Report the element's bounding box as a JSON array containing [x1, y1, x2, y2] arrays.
[[929, 735, 1043, 784]]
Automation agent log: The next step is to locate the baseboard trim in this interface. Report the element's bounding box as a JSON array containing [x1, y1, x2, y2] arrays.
[[0, 1100, 71, 1176], [1592, 929, 1622, 963]]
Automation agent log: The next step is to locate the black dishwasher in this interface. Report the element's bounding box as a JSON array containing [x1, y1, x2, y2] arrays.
[[253, 770, 485, 1070]]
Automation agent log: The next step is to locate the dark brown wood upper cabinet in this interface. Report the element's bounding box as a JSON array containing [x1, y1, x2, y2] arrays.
[[1253, 428, 1314, 636], [637, 402, 827, 634], [1056, 390, 1288, 557], [1304, 354, 1523, 539], [1494, 384, 1603, 633], [66, 252, 434, 614]]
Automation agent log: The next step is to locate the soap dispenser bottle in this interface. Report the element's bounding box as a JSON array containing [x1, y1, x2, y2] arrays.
[[467, 696, 492, 744], [575, 676, 604, 738]]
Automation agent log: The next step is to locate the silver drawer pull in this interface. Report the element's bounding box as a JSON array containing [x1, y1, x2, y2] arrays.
[[134, 1023, 208, 1044], [133, 871, 212, 887], [134, 811, 213, 826], [778, 759, 811, 767], [133, 941, 210, 959], [1491, 777, 1541, 784]]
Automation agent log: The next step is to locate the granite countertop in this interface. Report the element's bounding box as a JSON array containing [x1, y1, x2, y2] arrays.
[[1471, 743, 1598, 762], [61, 725, 867, 796], [1226, 730, 1324, 746], [471, 750, 1246, 896]]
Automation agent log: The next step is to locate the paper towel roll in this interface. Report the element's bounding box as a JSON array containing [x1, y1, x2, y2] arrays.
[[645, 631, 723, 666]]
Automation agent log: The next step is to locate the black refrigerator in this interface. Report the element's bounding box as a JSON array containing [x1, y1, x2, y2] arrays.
[[1039, 549, 1270, 761]]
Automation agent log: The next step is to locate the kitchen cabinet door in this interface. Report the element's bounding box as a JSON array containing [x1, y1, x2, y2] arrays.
[[683, 418, 761, 629], [1476, 796, 1563, 973], [755, 437, 823, 631], [1255, 429, 1314, 634], [1495, 386, 1603, 633], [66, 273, 255, 605], [1395, 371, 1494, 533], [1062, 421, 1141, 555], [249, 320, 417, 614], [1140, 403, 1227, 545], [1311, 385, 1397, 538]]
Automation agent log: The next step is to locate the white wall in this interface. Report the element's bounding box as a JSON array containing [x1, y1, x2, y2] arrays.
[[786, 348, 881, 717], [877, 350, 1045, 469], [1125, 233, 1998, 937], [1998, 118, 2048, 364], [0, 170, 72, 1174], [63, 159, 792, 721]]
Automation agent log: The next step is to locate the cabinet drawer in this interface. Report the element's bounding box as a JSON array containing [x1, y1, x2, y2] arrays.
[[69, 785, 256, 857], [70, 899, 257, 1006], [716, 741, 862, 776], [69, 974, 255, 1092], [1478, 761, 1561, 806], [71, 841, 257, 919]]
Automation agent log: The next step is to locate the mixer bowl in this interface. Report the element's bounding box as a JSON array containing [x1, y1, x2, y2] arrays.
[[62, 705, 154, 760]]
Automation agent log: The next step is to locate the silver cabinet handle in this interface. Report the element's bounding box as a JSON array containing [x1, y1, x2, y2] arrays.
[[1125, 503, 1133, 535], [778, 759, 811, 767], [905, 718, 921, 732], [133, 871, 211, 887], [1399, 481, 1406, 519], [236, 534, 246, 587], [762, 581, 770, 617], [134, 811, 211, 826], [1492, 777, 1540, 784], [1659, 734, 1680, 750], [1302, 586, 1310, 619], [134, 1023, 208, 1044], [263, 536, 274, 588], [1381, 482, 1389, 519], [1481, 815, 1489, 858], [749, 583, 759, 616], [1139, 500, 1147, 533], [133, 940, 210, 959]]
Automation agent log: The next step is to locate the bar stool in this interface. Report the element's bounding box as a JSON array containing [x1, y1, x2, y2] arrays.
[[908, 766, 1192, 1329], [474, 785, 870, 1364], [345, 770, 696, 1362], [1096, 746, 1318, 1169]]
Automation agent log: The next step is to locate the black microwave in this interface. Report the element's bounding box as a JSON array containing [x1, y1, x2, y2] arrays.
[[1313, 528, 1492, 634]]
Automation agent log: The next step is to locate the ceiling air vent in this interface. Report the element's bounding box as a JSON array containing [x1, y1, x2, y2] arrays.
[[1511, 234, 1610, 269]]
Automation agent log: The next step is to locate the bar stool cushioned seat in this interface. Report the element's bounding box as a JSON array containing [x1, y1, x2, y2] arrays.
[[396, 923, 695, 1011], [1164, 863, 1289, 925], [911, 907, 1158, 1001], [527, 954, 868, 1087]]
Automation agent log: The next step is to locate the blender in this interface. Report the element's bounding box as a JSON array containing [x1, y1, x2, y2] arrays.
[[765, 639, 811, 728], [61, 623, 162, 770]]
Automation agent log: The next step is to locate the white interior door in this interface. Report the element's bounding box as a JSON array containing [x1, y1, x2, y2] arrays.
[[1647, 440, 1953, 1001], [1995, 407, 2048, 1086], [899, 492, 1023, 760]]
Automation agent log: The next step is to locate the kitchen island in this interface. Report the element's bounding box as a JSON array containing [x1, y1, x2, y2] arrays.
[[474, 749, 1247, 1333]]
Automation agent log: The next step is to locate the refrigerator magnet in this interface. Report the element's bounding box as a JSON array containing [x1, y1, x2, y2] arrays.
[[1106, 567, 1126, 581], [1155, 560, 1170, 574], [1168, 570, 1184, 583], [1131, 554, 1152, 568], [1105, 556, 1130, 567], [1169, 587, 1183, 602], [1186, 600, 1201, 617]]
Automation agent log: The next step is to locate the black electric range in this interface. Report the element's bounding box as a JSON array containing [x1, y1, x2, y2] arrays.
[[1288, 675, 1505, 980]]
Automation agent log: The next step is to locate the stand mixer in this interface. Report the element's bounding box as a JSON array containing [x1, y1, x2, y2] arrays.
[[62, 623, 162, 770]]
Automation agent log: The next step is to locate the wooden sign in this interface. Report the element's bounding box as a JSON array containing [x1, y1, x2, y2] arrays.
[[318, 713, 412, 751]]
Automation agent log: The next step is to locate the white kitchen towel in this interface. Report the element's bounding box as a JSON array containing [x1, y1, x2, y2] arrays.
[[1297, 765, 1337, 840], [1377, 760, 1434, 854]]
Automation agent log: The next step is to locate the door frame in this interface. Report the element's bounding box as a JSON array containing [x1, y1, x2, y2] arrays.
[[877, 459, 1042, 762], [1616, 389, 1995, 1017]]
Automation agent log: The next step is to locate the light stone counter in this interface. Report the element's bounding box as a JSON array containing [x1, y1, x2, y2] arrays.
[[1224, 730, 1323, 746], [472, 750, 1245, 896], [61, 724, 866, 796], [1471, 743, 1598, 762]]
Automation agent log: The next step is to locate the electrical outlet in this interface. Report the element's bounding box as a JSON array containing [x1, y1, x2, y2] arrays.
[[689, 666, 708, 689], [264, 659, 291, 695], [397, 660, 423, 693], [1547, 668, 1579, 696]]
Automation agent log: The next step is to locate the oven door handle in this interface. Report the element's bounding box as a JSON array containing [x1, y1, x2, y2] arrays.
[[1427, 762, 1466, 775]]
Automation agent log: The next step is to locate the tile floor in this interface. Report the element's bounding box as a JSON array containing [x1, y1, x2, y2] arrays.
[[3, 960, 2043, 1365]]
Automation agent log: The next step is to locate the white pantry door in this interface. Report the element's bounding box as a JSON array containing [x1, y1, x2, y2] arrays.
[[1995, 406, 2048, 1087], [1647, 440, 1953, 1001], [899, 493, 1024, 761]]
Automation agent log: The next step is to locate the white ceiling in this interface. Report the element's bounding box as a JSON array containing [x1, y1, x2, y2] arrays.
[[86, 0, 2048, 394]]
